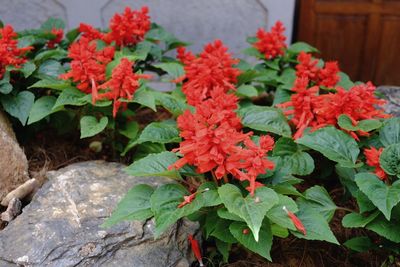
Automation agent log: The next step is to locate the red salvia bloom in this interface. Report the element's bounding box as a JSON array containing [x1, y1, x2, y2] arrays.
[[296, 52, 320, 82], [177, 40, 241, 106], [254, 21, 287, 60], [0, 25, 32, 79], [60, 37, 115, 102], [103, 6, 151, 47], [318, 61, 340, 88], [364, 147, 388, 180], [47, 28, 63, 48], [283, 206, 306, 235], [188, 235, 204, 267], [96, 58, 151, 117], [78, 23, 104, 41]]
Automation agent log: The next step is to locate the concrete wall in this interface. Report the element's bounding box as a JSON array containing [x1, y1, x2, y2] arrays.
[[0, 0, 296, 55]]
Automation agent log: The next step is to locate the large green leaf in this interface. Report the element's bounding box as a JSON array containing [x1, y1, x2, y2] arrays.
[[238, 105, 291, 137], [80, 116, 108, 138], [379, 117, 400, 146], [342, 210, 380, 228], [236, 85, 258, 98], [36, 59, 65, 79], [154, 92, 187, 117], [218, 184, 279, 241], [53, 87, 86, 109], [266, 194, 298, 230], [210, 218, 237, 243], [338, 114, 382, 132], [20, 61, 36, 78], [29, 78, 72, 90], [296, 126, 360, 167], [40, 17, 65, 30], [28, 96, 60, 125], [297, 186, 337, 221], [132, 86, 156, 111], [379, 144, 400, 177], [1, 91, 34, 125], [366, 215, 400, 243], [336, 72, 354, 90], [229, 220, 273, 261], [291, 208, 339, 244], [198, 182, 221, 207], [344, 237, 376, 252], [287, 42, 319, 54], [150, 183, 204, 237], [125, 151, 181, 179], [154, 62, 184, 79], [101, 184, 154, 228], [136, 120, 181, 145], [355, 173, 400, 220]]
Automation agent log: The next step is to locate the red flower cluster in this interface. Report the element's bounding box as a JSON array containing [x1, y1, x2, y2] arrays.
[[279, 53, 389, 140], [254, 21, 287, 60], [60, 37, 115, 102], [47, 28, 63, 48], [364, 147, 387, 180], [171, 41, 275, 195], [78, 23, 104, 42], [296, 51, 340, 88], [176, 40, 241, 106], [0, 25, 32, 79], [97, 58, 151, 117], [103, 6, 151, 47]]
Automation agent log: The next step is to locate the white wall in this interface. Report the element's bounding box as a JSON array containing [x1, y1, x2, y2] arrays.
[[0, 0, 295, 55]]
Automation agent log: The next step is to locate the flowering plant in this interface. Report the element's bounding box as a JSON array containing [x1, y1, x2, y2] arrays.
[[104, 21, 400, 264]]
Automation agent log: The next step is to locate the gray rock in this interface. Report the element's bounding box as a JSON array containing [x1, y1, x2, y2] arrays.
[[377, 86, 400, 117], [0, 110, 29, 204], [0, 161, 199, 267]]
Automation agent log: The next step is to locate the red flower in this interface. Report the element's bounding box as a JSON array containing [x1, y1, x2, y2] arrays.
[[254, 21, 287, 60], [79, 23, 104, 41], [60, 37, 115, 102], [188, 235, 204, 267], [177, 192, 197, 208], [0, 25, 32, 79], [296, 52, 319, 82], [283, 206, 306, 235], [318, 61, 340, 88], [96, 58, 151, 117], [364, 147, 388, 180], [47, 28, 63, 48], [177, 40, 241, 106], [103, 6, 151, 47]]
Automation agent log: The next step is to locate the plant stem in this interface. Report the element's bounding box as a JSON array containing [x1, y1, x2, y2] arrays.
[[223, 174, 229, 184], [336, 206, 356, 213]]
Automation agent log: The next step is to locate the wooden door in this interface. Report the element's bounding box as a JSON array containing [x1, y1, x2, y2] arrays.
[[297, 0, 400, 85]]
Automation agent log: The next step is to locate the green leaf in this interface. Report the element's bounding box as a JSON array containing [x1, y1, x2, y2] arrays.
[[53, 87, 86, 109], [342, 210, 380, 228], [136, 120, 181, 144], [238, 105, 291, 137], [132, 142, 166, 160], [79, 116, 108, 138], [242, 47, 264, 58], [278, 68, 296, 90], [215, 239, 231, 263], [217, 208, 244, 222], [380, 118, 400, 146], [40, 17, 65, 31], [151, 183, 204, 237], [236, 85, 258, 98], [119, 121, 139, 139], [297, 186, 337, 221], [210, 218, 237, 243], [379, 144, 400, 177], [37, 59, 65, 79], [344, 237, 376, 252], [266, 194, 298, 230], [291, 208, 339, 244], [338, 114, 382, 132], [271, 224, 289, 238], [366, 215, 400, 243], [28, 96, 60, 125], [1, 91, 34, 125], [132, 41, 152, 60], [125, 151, 181, 179], [20, 61, 36, 78], [29, 78, 72, 90], [237, 70, 261, 86], [198, 182, 221, 207], [34, 49, 67, 62], [296, 126, 360, 167], [337, 72, 354, 90], [355, 173, 400, 220], [153, 91, 187, 117], [229, 220, 273, 261], [133, 86, 156, 111], [101, 184, 154, 228], [287, 42, 319, 54], [154, 62, 184, 79], [0, 72, 12, 94], [218, 184, 278, 241], [273, 86, 291, 105]]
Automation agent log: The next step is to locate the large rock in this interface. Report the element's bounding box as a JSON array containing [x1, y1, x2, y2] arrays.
[[378, 86, 400, 117], [0, 110, 29, 203], [0, 161, 199, 267]]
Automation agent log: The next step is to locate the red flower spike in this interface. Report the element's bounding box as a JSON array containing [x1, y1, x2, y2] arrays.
[[78, 23, 104, 41], [47, 28, 63, 48], [364, 147, 388, 180], [188, 235, 204, 267], [96, 58, 151, 117], [103, 6, 151, 47], [0, 25, 33, 79], [283, 206, 306, 236], [254, 21, 287, 60]]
